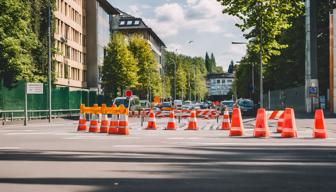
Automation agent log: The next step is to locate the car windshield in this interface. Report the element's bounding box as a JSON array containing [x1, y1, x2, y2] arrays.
[[183, 101, 192, 105], [222, 101, 234, 107], [239, 100, 254, 107], [114, 98, 129, 108], [162, 102, 172, 107]]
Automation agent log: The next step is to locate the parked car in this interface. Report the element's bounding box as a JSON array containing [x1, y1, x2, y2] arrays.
[[160, 102, 174, 111], [182, 100, 193, 110], [237, 99, 256, 116], [173, 100, 183, 109], [199, 102, 209, 109], [193, 103, 201, 110], [220, 100, 235, 114], [113, 96, 141, 111]]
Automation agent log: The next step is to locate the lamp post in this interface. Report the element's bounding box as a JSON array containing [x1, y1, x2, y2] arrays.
[[48, 3, 52, 123], [232, 40, 261, 107]]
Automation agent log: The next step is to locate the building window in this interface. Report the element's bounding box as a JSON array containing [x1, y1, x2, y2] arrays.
[[217, 80, 220, 84], [119, 20, 125, 26], [134, 20, 140, 25], [222, 79, 225, 84], [126, 20, 133, 25]]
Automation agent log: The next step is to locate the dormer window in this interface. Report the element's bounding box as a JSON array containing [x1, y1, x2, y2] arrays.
[[134, 20, 140, 25], [119, 20, 125, 26], [126, 20, 133, 25]]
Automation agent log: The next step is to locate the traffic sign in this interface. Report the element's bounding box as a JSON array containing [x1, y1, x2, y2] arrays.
[[27, 83, 43, 94], [125, 90, 132, 97], [309, 87, 317, 98]]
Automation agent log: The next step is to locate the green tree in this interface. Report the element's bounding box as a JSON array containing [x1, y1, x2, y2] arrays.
[[228, 60, 234, 73], [129, 35, 162, 99], [210, 53, 217, 72], [217, 0, 304, 63], [102, 33, 138, 97], [0, 0, 44, 86], [205, 52, 211, 73]]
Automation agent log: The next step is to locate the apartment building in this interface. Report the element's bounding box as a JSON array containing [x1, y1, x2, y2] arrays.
[[111, 10, 166, 74], [54, 0, 87, 88]]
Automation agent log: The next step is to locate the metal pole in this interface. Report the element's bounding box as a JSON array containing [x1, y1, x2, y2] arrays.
[[268, 90, 271, 109], [260, 16, 263, 108], [24, 82, 28, 126], [174, 60, 176, 100], [48, 4, 52, 122], [188, 72, 191, 101], [194, 63, 196, 102]]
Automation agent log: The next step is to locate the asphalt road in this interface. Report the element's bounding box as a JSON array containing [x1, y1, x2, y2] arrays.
[[0, 116, 336, 192]]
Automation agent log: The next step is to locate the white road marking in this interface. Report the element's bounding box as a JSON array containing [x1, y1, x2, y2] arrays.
[[0, 147, 21, 150]]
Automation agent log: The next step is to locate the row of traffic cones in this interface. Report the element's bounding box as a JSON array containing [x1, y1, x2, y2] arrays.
[[146, 110, 198, 130], [221, 107, 327, 138]]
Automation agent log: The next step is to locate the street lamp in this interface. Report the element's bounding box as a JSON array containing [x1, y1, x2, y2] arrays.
[[232, 40, 261, 107]]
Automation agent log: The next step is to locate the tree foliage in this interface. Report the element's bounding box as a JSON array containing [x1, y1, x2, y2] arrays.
[[164, 52, 208, 101], [0, 0, 46, 87], [129, 34, 162, 99], [102, 33, 138, 97], [217, 0, 304, 63]]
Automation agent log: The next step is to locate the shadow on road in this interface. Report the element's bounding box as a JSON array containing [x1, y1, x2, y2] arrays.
[[0, 145, 336, 192]]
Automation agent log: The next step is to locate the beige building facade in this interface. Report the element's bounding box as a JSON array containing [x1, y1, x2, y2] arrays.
[[54, 0, 87, 88]]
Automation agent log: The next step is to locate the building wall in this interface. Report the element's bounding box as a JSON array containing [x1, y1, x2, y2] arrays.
[[207, 77, 233, 96], [54, 0, 87, 88]]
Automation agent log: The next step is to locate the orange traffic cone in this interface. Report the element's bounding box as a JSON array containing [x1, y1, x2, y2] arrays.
[[108, 105, 119, 134], [253, 108, 270, 137], [221, 108, 230, 130], [229, 107, 244, 136], [281, 108, 297, 138], [77, 111, 87, 131], [100, 114, 109, 133], [313, 109, 327, 139], [166, 111, 176, 130], [118, 106, 129, 135], [89, 114, 99, 133], [146, 110, 157, 130], [276, 112, 285, 133], [187, 110, 197, 130]]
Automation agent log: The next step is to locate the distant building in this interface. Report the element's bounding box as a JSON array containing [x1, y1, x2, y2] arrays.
[[206, 73, 234, 100], [111, 10, 166, 74]]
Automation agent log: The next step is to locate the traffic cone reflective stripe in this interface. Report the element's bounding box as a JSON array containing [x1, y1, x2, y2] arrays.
[[229, 108, 244, 136], [99, 114, 109, 133], [281, 108, 297, 138], [108, 114, 119, 134], [253, 108, 269, 137], [89, 114, 99, 133], [77, 113, 87, 131], [146, 110, 157, 130], [221, 109, 230, 130], [118, 113, 129, 135], [166, 111, 176, 130], [313, 109, 327, 139], [187, 110, 198, 130], [276, 112, 285, 133]]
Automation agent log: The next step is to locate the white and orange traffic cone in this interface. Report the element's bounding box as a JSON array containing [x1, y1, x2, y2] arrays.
[[108, 105, 119, 135], [146, 110, 157, 130], [100, 114, 109, 133], [77, 104, 87, 131], [89, 104, 99, 133], [187, 110, 197, 130], [229, 107, 244, 136], [117, 105, 129, 135], [221, 108, 230, 130], [253, 108, 270, 137], [166, 111, 176, 130]]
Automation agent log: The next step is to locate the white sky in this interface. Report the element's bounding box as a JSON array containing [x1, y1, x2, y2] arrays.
[[109, 0, 247, 71]]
